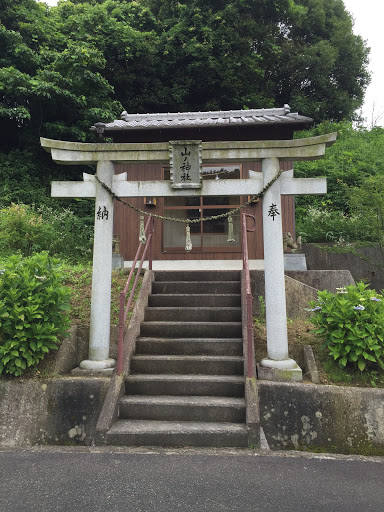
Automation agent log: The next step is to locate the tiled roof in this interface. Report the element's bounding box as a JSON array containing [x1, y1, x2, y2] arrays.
[[91, 105, 313, 132]]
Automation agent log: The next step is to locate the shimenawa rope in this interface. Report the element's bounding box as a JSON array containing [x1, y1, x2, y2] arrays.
[[94, 170, 283, 251]]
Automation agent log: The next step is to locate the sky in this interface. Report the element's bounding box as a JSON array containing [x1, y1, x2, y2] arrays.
[[42, 0, 383, 127], [342, 0, 384, 127]]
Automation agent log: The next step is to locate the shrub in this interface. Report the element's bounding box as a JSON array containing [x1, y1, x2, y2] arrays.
[[0, 253, 71, 376], [36, 204, 93, 261], [0, 203, 93, 261], [308, 282, 384, 372], [296, 207, 370, 243], [0, 203, 54, 256]]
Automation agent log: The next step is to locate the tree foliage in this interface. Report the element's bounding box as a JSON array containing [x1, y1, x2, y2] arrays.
[[295, 122, 384, 280], [0, 0, 370, 146], [139, 0, 369, 118], [295, 123, 384, 215]]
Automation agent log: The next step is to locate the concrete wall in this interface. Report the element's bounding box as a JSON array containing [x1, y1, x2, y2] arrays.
[[304, 243, 384, 291], [0, 378, 110, 446], [259, 381, 384, 455]]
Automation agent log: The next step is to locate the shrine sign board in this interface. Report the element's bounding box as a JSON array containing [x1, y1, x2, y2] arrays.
[[169, 140, 202, 189]]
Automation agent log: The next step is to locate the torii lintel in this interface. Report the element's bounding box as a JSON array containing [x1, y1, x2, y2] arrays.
[[40, 133, 337, 164]]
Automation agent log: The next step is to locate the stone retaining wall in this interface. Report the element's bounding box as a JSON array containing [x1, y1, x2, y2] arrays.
[[0, 378, 110, 446], [250, 269, 354, 318], [2, 377, 384, 455], [303, 243, 384, 291], [259, 381, 384, 455]]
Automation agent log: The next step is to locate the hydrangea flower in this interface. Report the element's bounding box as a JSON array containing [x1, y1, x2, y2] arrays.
[[370, 297, 381, 302], [305, 306, 322, 312], [34, 275, 47, 281], [354, 304, 365, 311]]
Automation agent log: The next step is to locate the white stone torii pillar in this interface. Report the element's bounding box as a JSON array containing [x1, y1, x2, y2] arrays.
[[262, 158, 291, 364], [84, 160, 115, 369], [41, 133, 336, 376]]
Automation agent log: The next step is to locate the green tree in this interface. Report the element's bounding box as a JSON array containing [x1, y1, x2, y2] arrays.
[[1, 0, 371, 145], [337, 174, 384, 272], [275, 0, 369, 122], [141, 0, 370, 121], [0, 0, 123, 147], [50, 0, 160, 115], [295, 123, 384, 217]]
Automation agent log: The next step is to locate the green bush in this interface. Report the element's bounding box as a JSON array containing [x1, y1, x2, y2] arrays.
[[308, 282, 384, 372], [0, 253, 71, 376], [36, 204, 93, 261], [0, 203, 53, 256], [296, 207, 371, 243], [0, 203, 93, 261]]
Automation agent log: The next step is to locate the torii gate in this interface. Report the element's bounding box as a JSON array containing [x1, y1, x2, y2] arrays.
[[41, 133, 336, 379]]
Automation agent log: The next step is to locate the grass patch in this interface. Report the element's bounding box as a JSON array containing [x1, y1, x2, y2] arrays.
[[254, 317, 319, 348], [315, 350, 384, 387], [61, 263, 143, 325]]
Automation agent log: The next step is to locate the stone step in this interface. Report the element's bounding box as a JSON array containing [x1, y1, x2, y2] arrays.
[[154, 270, 241, 282], [144, 307, 242, 322], [119, 395, 246, 423], [106, 420, 249, 447], [131, 355, 244, 375], [140, 321, 242, 338], [152, 281, 241, 295], [148, 294, 241, 308], [125, 374, 244, 397], [135, 337, 243, 356]]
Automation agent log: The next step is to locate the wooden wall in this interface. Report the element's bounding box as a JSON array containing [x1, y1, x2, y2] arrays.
[[113, 161, 295, 261]]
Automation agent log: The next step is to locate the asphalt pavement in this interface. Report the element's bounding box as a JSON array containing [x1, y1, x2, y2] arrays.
[[1, 446, 383, 512]]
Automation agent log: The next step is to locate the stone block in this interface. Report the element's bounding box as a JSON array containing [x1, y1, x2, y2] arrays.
[[71, 367, 114, 377], [0, 378, 110, 446], [303, 345, 320, 384], [112, 253, 124, 268], [284, 253, 307, 270]]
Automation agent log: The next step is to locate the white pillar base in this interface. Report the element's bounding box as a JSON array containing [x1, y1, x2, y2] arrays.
[[258, 359, 302, 383], [260, 357, 298, 370], [79, 358, 116, 370]]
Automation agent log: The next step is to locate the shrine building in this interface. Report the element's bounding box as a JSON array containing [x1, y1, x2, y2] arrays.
[[90, 106, 313, 268]]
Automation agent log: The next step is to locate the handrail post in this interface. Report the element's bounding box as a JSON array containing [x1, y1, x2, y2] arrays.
[[247, 292, 253, 378], [242, 212, 256, 378], [116, 291, 125, 375], [149, 217, 153, 271], [242, 214, 246, 270]]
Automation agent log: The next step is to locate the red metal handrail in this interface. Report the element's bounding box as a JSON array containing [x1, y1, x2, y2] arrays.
[[242, 212, 256, 378], [116, 216, 154, 375]]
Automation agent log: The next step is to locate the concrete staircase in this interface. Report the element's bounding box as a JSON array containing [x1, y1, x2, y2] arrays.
[[106, 270, 250, 447]]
